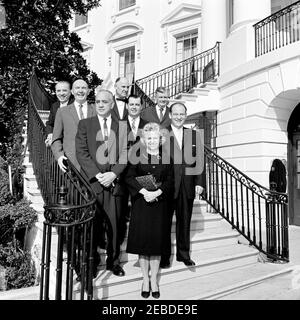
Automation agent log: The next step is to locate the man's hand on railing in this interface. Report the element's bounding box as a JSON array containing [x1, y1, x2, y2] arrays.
[[58, 155, 68, 173], [45, 133, 53, 147]]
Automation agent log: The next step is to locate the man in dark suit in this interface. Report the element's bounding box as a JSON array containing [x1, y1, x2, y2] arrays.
[[141, 86, 172, 128], [76, 89, 128, 277], [111, 77, 130, 121], [126, 94, 148, 148], [51, 79, 96, 171], [45, 81, 73, 146], [120, 94, 148, 228], [160, 102, 204, 268]]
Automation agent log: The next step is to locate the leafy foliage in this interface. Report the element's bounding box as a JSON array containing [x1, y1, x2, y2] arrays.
[[0, 166, 13, 206], [0, 242, 36, 290], [0, 0, 102, 165], [0, 199, 38, 245]]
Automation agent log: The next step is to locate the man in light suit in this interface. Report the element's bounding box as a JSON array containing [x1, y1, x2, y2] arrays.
[[111, 77, 130, 121], [45, 81, 73, 146], [141, 86, 172, 128], [76, 89, 128, 277], [160, 102, 204, 268], [51, 79, 96, 171]]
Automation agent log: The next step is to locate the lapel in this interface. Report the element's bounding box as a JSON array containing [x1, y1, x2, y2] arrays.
[[113, 96, 128, 120], [170, 126, 182, 153], [161, 106, 169, 124], [152, 105, 161, 123], [93, 116, 103, 149], [87, 103, 96, 118], [69, 103, 80, 125], [108, 117, 119, 152]]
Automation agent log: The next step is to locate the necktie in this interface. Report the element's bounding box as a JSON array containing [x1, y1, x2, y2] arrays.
[[103, 118, 108, 147], [159, 107, 164, 122], [116, 97, 128, 103], [131, 118, 136, 139], [79, 104, 84, 120]]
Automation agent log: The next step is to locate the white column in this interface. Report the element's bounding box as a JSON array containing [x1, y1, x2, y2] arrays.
[[201, 0, 227, 51], [231, 0, 271, 32]]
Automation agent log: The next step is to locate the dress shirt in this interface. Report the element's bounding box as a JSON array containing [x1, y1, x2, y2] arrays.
[[59, 101, 69, 108], [115, 98, 126, 119], [74, 101, 88, 120], [128, 116, 140, 137], [97, 114, 112, 139], [171, 125, 183, 150]]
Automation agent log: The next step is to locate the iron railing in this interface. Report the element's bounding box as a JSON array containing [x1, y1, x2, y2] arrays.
[[254, 0, 300, 57], [136, 42, 220, 99], [27, 71, 96, 299], [204, 146, 289, 261]]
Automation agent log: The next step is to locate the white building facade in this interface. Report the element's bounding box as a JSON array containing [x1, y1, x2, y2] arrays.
[[71, 0, 300, 226]]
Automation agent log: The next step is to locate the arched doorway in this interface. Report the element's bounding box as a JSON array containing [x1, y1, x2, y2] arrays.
[[287, 102, 300, 226]]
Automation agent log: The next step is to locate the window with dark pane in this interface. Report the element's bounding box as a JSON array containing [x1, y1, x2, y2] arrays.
[[119, 0, 136, 11]]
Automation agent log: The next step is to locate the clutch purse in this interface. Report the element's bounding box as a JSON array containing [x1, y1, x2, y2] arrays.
[[135, 174, 162, 191]]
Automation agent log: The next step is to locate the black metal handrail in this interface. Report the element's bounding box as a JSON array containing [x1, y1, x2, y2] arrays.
[[27, 70, 96, 300], [136, 42, 220, 99], [254, 0, 300, 57], [203, 146, 289, 262]]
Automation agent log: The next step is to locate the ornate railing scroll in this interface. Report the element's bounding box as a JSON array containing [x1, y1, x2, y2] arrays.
[[135, 42, 220, 99], [203, 146, 289, 262], [27, 70, 97, 299], [254, 0, 300, 57]]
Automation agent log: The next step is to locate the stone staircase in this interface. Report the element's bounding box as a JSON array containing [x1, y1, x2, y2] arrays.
[[70, 199, 268, 300], [172, 81, 220, 116]]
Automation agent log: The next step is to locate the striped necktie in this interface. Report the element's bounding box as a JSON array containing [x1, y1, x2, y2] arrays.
[[159, 107, 164, 122], [103, 117, 108, 147], [79, 104, 84, 120]]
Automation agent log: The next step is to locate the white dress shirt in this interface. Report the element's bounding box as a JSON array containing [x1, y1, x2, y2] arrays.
[[128, 115, 140, 137], [97, 114, 112, 139], [116, 99, 126, 119], [171, 125, 183, 150], [74, 101, 88, 119], [59, 101, 69, 108]]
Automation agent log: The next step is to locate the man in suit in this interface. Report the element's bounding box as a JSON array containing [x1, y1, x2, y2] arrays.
[[126, 94, 148, 148], [51, 79, 96, 171], [120, 94, 148, 228], [111, 77, 130, 121], [45, 81, 73, 146], [141, 86, 172, 128], [160, 102, 204, 268], [76, 89, 128, 277]]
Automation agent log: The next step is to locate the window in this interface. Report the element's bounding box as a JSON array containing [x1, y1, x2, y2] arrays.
[[176, 32, 198, 62], [75, 13, 88, 27], [118, 46, 135, 82], [119, 0, 136, 11]]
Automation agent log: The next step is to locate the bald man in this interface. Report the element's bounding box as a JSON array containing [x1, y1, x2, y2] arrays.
[[111, 77, 130, 121], [51, 79, 96, 171]]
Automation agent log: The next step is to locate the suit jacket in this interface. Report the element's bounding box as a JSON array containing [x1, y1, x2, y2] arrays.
[[75, 116, 128, 195], [166, 126, 204, 199], [51, 103, 96, 170], [45, 97, 74, 135], [111, 96, 128, 121], [141, 105, 171, 128]]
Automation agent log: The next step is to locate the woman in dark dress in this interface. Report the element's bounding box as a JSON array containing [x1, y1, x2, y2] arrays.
[[125, 122, 174, 299]]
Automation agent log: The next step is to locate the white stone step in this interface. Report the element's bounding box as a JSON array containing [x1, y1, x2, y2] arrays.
[[78, 243, 258, 300], [24, 174, 39, 189], [175, 93, 198, 101], [111, 260, 291, 300], [189, 87, 210, 96]]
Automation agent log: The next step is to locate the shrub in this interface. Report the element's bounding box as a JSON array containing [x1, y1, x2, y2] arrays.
[[0, 242, 36, 290], [0, 199, 38, 246], [0, 168, 13, 206]]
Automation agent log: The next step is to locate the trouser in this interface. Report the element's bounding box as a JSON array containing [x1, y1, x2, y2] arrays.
[[162, 183, 194, 262]]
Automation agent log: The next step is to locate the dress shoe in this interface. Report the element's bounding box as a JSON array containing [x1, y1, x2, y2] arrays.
[[107, 264, 125, 276], [177, 258, 196, 266], [151, 286, 160, 299], [141, 282, 150, 299], [159, 260, 170, 269]]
